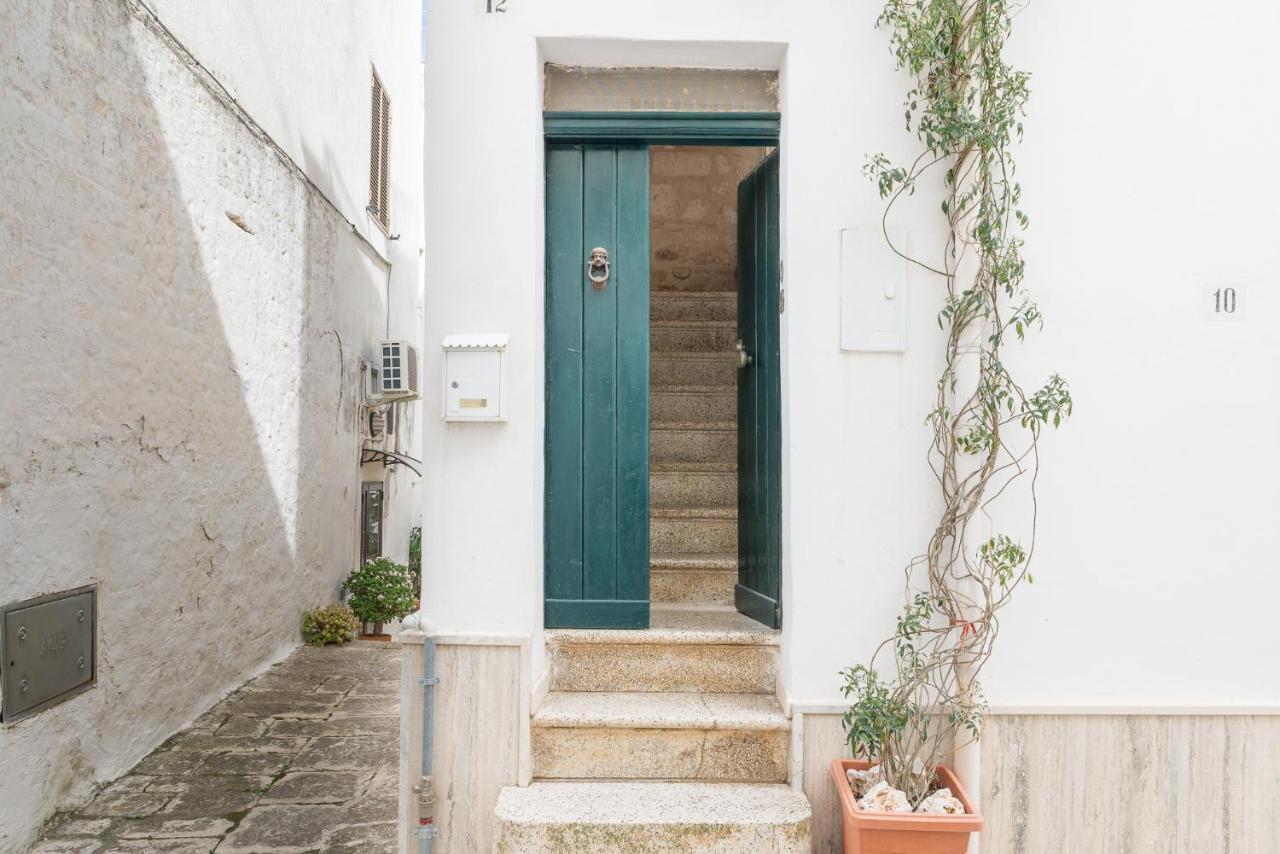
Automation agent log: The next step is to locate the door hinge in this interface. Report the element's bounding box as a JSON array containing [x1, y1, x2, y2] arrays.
[[779, 288, 785, 314], [774, 605, 782, 626]]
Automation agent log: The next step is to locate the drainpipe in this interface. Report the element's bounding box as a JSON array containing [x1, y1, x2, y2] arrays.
[[415, 633, 438, 853], [402, 610, 438, 852]]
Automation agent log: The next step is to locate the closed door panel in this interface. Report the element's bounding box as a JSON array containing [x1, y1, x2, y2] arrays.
[[545, 144, 650, 629]]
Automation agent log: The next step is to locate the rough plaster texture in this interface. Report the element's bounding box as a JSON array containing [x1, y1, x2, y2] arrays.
[[0, 1, 420, 849], [650, 146, 769, 293]]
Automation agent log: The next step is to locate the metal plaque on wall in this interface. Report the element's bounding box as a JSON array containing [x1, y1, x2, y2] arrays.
[[1, 586, 96, 723]]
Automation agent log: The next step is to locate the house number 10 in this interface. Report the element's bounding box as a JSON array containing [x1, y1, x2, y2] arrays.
[[1213, 287, 1236, 315], [1203, 283, 1245, 321]]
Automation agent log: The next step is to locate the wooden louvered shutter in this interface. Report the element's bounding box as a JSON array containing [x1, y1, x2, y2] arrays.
[[368, 71, 391, 230], [378, 87, 390, 228]]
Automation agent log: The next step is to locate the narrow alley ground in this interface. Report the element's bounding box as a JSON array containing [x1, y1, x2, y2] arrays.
[[29, 641, 400, 854]]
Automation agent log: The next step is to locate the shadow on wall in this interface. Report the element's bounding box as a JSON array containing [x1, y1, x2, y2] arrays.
[[0, 1, 365, 849]]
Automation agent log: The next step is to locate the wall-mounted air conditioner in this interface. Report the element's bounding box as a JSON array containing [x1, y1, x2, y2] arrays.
[[377, 340, 419, 398]]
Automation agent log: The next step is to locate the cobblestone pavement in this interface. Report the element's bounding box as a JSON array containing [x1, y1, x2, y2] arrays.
[[30, 640, 400, 853]]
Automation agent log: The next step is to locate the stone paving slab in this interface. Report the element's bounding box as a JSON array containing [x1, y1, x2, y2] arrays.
[[31, 640, 400, 853]]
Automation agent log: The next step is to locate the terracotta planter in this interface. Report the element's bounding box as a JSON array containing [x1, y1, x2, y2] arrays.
[[830, 759, 983, 854]]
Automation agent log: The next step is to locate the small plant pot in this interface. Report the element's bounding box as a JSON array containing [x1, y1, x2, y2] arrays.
[[830, 759, 983, 854], [360, 620, 386, 638]]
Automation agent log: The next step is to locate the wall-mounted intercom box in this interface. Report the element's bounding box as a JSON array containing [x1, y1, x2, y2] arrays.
[[441, 334, 509, 422]]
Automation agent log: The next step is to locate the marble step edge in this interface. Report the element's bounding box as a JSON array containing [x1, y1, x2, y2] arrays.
[[652, 386, 736, 397], [651, 461, 736, 473], [651, 420, 736, 432], [651, 507, 737, 520], [651, 553, 737, 572], [652, 352, 739, 363], [651, 319, 736, 329], [533, 691, 788, 731], [547, 608, 778, 647], [494, 781, 811, 827], [652, 290, 737, 301]]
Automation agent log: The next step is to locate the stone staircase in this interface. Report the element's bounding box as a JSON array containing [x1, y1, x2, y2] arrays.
[[650, 291, 739, 608], [493, 291, 810, 852]]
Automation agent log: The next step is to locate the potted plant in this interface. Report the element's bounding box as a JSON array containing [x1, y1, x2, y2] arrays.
[[343, 557, 416, 638], [835, 0, 1071, 849], [301, 604, 361, 647]]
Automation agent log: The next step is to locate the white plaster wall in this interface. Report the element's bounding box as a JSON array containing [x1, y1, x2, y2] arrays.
[[0, 0, 423, 848], [146, 0, 427, 565], [422, 0, 1280, 711]]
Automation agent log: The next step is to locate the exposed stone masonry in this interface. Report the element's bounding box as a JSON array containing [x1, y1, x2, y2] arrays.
[[650, 146, 768, 293]]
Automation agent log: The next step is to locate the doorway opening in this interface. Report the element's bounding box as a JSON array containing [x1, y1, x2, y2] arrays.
[[542, 114, 782, 631], [648, 146, 775, 627]]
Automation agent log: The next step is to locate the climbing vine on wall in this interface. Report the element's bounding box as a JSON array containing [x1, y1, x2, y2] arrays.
[[842, 0, 1073, 804]]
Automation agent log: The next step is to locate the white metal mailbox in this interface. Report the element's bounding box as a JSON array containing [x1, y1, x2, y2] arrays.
[[441, 334, 509, 422]]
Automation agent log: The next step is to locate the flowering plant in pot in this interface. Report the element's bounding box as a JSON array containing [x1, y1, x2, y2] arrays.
[[343, 557, 416, 638], [836, 0, 1071, 851]]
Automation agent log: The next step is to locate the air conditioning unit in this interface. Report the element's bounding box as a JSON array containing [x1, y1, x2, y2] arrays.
[[378, 340, 419, 398]]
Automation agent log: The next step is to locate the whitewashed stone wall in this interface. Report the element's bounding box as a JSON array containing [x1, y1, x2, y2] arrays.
[[0, 1, 422, 849]]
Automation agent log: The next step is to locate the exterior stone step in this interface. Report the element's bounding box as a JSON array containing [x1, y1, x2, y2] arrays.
[[650, 426, 736, 464], [651, 468, 737, 509], [650, 290, 738, 323], [547, 606, 778, 694], [651, 508, 737, 554], [650, 553, 737, 606], [494, 781, 811, 853], [652, 388, 736, 423], [650, 320, 737, 353], [532, 691, 788, 782], [652, 353, 736, 388]]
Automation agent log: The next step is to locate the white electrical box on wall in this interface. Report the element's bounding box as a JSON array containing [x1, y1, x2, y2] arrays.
[[840, 227, 909, 353], [441, 334, 509, 422]]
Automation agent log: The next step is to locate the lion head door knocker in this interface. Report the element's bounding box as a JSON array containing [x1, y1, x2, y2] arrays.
[[587, 247, 610, 291]]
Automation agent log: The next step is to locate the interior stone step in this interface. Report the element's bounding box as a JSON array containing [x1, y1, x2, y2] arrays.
[[651, 553, 737, 605], [650, 426, 736, 464], [652, 388, 737, 423], [532, 691, 789, 782], [494, 781, 811, 853], [650, 320, 737, 353], [651, 468, 737, 509], [651, 508, 737, 554], [652, 353, 736, 388], [547, 606, 778, 694], [650, 290, 738, 322]]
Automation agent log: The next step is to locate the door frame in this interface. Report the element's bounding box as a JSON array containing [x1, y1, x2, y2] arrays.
[[544, 111, 781, 146], [543, 111, 783, 629]]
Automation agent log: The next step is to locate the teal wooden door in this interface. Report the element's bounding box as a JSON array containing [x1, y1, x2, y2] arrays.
[[545, 144, 650, 629], [736, 151, 782, 628]]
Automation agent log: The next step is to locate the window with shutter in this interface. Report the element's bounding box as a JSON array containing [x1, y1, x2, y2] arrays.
[[368, 70, 391, 230]]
